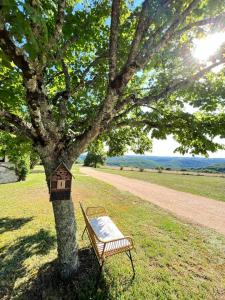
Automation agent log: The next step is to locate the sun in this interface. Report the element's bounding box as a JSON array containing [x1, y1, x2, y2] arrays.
[[192, 32, 225, 62]]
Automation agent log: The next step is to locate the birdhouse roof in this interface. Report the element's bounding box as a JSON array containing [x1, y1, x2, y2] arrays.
[[52, 162, 73, 176]]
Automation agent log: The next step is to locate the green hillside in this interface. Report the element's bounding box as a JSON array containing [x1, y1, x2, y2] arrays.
[[79, 155, 225, 173]]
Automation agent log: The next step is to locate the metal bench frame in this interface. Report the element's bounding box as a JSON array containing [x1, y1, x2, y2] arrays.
[[80, 202, 135, 276]]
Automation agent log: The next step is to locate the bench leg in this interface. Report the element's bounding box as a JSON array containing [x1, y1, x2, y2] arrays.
[[81, 226, 87, 240], [126, 250, 135, 276]]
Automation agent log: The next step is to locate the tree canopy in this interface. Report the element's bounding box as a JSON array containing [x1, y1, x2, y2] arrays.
[[0, 0, 225, 165]]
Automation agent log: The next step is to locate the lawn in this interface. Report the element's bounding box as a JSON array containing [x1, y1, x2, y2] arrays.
[[99, 167, 225, 202], [1, 166, 225, 299]]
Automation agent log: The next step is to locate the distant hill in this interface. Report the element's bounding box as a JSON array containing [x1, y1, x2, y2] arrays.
[[79, 155, 225, 173]]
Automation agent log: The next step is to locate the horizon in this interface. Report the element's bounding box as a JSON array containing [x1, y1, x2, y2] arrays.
[[80, 153, 225, 160], [137, 135, 225, 159]]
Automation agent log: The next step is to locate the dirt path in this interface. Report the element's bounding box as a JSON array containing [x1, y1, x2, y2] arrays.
[[81, 167, 225, 236]]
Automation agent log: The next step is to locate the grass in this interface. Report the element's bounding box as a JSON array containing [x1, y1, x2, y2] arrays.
[[0, 166, 225, 299], [98, 167, 225, 202]]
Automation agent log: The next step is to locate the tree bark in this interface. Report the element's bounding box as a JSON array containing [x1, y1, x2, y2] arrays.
[[52, 199, 79, 279], [40, 151, 79, 280]]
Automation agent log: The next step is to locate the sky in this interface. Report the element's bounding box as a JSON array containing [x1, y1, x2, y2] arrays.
[[148, 136, 225, 158], [139, 103, 225, 158]]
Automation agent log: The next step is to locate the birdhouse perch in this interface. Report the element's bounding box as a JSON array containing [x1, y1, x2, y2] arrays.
[[49, 162, 73, 201]]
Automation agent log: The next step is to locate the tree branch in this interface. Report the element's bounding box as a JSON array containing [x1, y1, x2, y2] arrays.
[[109, 119, 159, 129], [138, 0, 202, 67], [176, 13, 225, 37], [127, 0, 170, 65], [0, 119, 36, 140], [109, 0, 121, 81], [72, 53, 106, 92], [61, 59, 70, 95], [110, 0, 200, 93], [0, 109, 37, 140], [141, 59, 225, 106], [50, 0, 66, 45], [114, 58, 225, 114], [0, 27, 31, 77], [58, 60, 70, 128], [126, 0, 151, 65], [0, 121, 20, 135]]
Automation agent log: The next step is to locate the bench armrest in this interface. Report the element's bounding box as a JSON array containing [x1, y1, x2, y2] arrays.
[[86, 206, 107, 218]]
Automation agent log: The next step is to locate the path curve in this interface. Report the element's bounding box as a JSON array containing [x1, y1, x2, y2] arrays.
[[81, 167, 225, 236]]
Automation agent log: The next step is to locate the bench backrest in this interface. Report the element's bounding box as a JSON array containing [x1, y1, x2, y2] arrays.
[[80, 202, 101, 257], [80, 202, 89, 224]]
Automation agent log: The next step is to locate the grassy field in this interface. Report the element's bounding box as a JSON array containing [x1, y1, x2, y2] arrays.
[[1, 166, 225, 299], [99, 167, 225, 202]]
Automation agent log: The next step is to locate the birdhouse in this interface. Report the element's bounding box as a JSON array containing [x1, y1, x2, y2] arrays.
[[49, 162, 73, 201]]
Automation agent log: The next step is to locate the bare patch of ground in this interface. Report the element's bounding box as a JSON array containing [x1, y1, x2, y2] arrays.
[[81, 167, 225, 236]]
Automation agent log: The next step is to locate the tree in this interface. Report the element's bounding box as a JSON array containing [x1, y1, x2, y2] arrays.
[[30, 149, 40, 169], [84, 152, 106, 168], [0, 132, 31, 180], [84, 140, 106, 167], [0, 0, 225, 279]]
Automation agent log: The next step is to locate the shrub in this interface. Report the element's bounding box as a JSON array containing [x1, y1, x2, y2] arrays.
[[14, 155, 30, 181], [120, 166, 124, 170], [156, 166, 162, 173], [139, 168, 144, 172]]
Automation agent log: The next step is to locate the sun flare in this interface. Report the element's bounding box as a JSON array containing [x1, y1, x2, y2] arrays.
[[192, 32, 225, 62]]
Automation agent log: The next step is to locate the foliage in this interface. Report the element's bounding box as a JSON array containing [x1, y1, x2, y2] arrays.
[[84, 140, 107, 167], [0, 132, 30, 180], [0, 0, 225, 162], [0, 132, 39, 180], [30, 150, 40, 169], [14, 155, 30, 181], [84, 152, 106, 168]]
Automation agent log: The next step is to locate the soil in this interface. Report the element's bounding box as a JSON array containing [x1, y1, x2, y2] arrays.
[[81, 167, 225, 236]]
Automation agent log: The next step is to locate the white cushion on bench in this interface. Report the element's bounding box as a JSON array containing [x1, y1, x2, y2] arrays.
[[90, 216, 123, 242], [90, 216, 130, 253]]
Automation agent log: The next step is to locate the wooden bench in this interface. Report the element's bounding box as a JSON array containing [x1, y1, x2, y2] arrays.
[[80, 202, 135, 275]]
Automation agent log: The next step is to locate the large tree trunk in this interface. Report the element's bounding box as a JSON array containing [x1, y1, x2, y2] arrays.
[[41, 152, 79, 280], [52, 199, 79, 279]]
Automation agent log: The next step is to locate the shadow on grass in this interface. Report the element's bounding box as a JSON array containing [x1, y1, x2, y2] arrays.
[[1, 224, 110, 300], [0, 217, 33, 234], [20, 247, 110, 300], [0, 228, 56, 299]]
